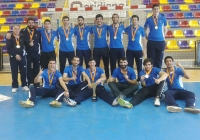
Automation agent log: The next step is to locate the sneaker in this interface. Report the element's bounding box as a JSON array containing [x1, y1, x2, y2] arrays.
[[154, 98, 160, 106], [118, 98, 133, 109], [49, 100, 62, 108], [12, 88, 18, 93], [119, 94, 126, 99], [184, 106, 200, 114], [167, 106, 182, 113], [63, 97, 76, 107], [19, 99, 34, 108], [22, 86, 29, 91], [112, 96, 119, 106]]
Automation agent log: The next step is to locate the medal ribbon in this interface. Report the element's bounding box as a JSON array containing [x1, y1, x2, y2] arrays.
[[121, 68, 128, 75], [27, 28, 34, 41], [48, 71, 55, 86], [131, 25, 138, 39], [112, 24, 119, 37], [166, 67, 175, 85], [152, 15, 158, 27], [63, 26, 70, 39], [14, 35, 20, 46], [78, 26, 84, 39], [45, 30, 52, 43], [96, 26, 102, 37], [72, 68, 77, 80], [145, 68, 152, 75], [90, 68, 96, 83]]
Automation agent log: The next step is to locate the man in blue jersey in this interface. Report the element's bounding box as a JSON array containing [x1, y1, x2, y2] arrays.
[[125, 15, 145, 81], [85, 57, 119, 106], [19, 58, 69, 108], [164, 56, 200, 114], [62, 56, 93, 107], [74, 16, 92, 68], [144, 4, 167, 69], [57, 16, 75, 75], [38, 19, 57, 69], [108, 57, 138, 100], [118, 58, 167, 108], [107, 13, 125, 74], [91, 14, 109, 79]]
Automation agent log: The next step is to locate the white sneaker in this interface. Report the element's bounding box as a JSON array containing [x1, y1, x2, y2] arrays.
[[63, 97, 76, 107], [154, 98, 160, 106], [112, 96, 119, 106], [22, 86, 29, 91], [12, 88, 18, 93], [167, 106, 182, 113], [184, 106, 200, 114]]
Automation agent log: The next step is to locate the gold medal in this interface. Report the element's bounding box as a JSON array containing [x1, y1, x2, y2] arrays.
[[63, 26, 70, 41], [45, 30, 52, 44], [145, 74, 149, 78], [144, 68, 152, 79], [113, 24, 119, 40], [131, 25, 138, 41], [98, 35, 101, 38], [66, 38, 69, 41], [79, 26, 84, 41], [152, 15, 158, 30], [80, 37, 83, 40], [155, 26, 158, 29], [166, 67, 175, 86], [90, 68, 96, 83], [132, 38, 135, 41], [16, 45, 20, 48], [96, 26, 102, 39], [14, 35, 20, 48], [114, 36, 117, 39]]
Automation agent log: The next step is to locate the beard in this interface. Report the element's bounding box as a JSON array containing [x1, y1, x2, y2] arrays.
[[121, 65, 127, 69]]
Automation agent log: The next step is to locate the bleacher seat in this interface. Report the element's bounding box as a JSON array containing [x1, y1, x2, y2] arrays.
[[11, 0, 18, 2], [178, 41, 190, 49], [166, 40, 179, 49], [47, 3, 56, 8], [18, 0, 26, 1], [34, 17, 38, 23], [180, 5, 190, 11], [160, 13, 165, 17], [2, 11, 11, 16], [0, 18, 6, 24], [194, 30, 200, 36], [10, 26, 13, 31], [169, 21, 179, 28], [171, 5, 180, 11], [19, 10, 27, 16], [184, 12, 194, 18], [162, 5, 171, 11], [194, 0, 200, 3], [40, 3, 47, 8], [173, 30, 185, 37], [7, 4, 15, 9], [176, 0, 185, 3], [189, 20, 199, 27], [20, 25, 27, 29], [165, 13, 175, 19], [143, 0, 150, 5], [31, 3, 40, 9], [27, 10, 37, 16], [23, 17, 28, 24], [194, 12, 200, 18], [0, 26, 10, 32], [15, 4, 23, 9], [0, 11, 2, 16], [165, 30, 174, 38], [0, 36, 4, 42], [23, 3, 31, 9], [179, 20, 190, 27], [26, 0, 33, 1], [184, 30, 195, 37], [6, 18, 15, 24], [189, 41, 195, 48], [42, 17, 50, 22], [189, 5, 197, 10], [160, 0, 168, 4], [184, 0, 194, 3], [11, 10, 19, 16], [175, 12, 184, 18], [151, 0, 159, 4], [168, 0, 176, 3], [0, 4, 7, 10], [15, 17, 23, 24]]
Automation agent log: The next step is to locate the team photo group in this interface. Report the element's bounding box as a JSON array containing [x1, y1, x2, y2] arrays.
[[6, 4, 200, 114]]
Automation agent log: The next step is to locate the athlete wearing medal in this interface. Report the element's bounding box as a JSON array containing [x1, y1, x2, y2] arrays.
[[38, 19, 57, 69], [144, 4, 167, 69], [164, 56, 200, 114], [117, 58, 167, 109], [125, 15, 145, 81], [62, 56, 92, 107], [107, 13, 125, 74], [91, 14, 109, 79], [6, 25, 29, 93], [19, 58, 69, 108], [57, 16, 75, 74], [74, 16, 92, 68]]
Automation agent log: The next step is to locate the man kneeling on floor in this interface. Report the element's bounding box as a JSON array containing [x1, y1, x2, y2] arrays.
[[19, 58, 69, 108], [62, 56, 93, 107], [118, 58, 168, 108], [164, 56, 200, 114]]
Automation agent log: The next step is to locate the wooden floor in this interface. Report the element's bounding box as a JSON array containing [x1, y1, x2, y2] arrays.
[[0, 69, 199, 86]]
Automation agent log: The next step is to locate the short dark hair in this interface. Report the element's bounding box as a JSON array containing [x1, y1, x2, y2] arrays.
[[96, 14, 103, 19], [164, 56, 174, 63], [131, 15, 139, 21], [88, 57, 96, 62], [44, 19, 51, 24], [152, 4, 160, 9], [78, 16, 84, 20], [27, 17, 35, 23], [49, 58, 56, 62], [143, 58, 153, 65], [72, 56, 80, 60], [120, 57, 128, 61], [112, 13, 119, 18], [62, 16, 69, 20]]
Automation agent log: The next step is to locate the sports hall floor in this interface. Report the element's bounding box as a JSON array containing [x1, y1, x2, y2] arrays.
[[0, 71, 200, 140]]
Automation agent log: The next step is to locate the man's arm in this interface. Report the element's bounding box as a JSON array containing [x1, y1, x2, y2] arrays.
[[96, 73, 106, 84], [34, 69, 43, 84], [163, 26, 168, 37], [63, 73, 75, 82], [58, 77, 69, 97], [144, 28, 148, 40], [82, 72, 92, 88], [154, 71, 168, 84], [140, 75, 146, 87], [176, 62, 190, 79]]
